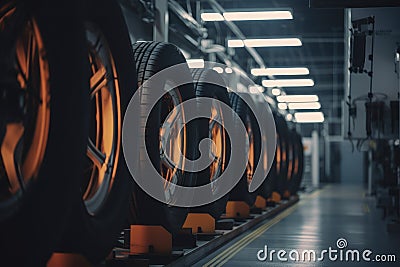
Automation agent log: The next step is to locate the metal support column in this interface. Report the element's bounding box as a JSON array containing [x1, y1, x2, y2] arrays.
[[312, 130, 320, 189], [324, 122, 331, 180]]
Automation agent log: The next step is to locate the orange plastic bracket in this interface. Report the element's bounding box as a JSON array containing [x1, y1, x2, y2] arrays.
[[254, 195, 267, 209], [283, 190, 291, 199], [271, 191, 282, 203], [225, 201, 250, 218], [130, 225, 172, 255], [182, 213, 215, 234], [47, 253, 92, 267]]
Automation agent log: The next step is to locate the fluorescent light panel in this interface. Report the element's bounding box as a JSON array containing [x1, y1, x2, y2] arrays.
[[228, 38, 302, 48], [251, 67, 309, 76], [228, 39, 245, 47], [288, 102, 321, 110], [294, 112, 324, 123], [201, 13, 224, 21], [278, 103, 288, 110], [262, 79, 314, 88], [212, 67, 224, 73], [271, 88, 281, 96], [201, 11, 292, 22], [245, 38, 301, 47], [224, 11, 292, 21], [187, 59, 204, 69], [277, 95, 319, 103]]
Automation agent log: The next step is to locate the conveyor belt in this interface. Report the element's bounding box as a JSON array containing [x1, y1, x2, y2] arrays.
[[194, 184, 400, 267]]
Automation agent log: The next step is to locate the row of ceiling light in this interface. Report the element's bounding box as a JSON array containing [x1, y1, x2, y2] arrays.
[[201, 11, 294, 21], [197, 9, 324, 123], [276, 94, 323, 123]]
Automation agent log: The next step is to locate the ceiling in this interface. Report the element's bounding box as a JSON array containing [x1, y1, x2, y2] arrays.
[[179, 0, 347, 122]]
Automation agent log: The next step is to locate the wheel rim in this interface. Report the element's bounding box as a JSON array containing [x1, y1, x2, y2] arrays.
[[0, 5, 50, 214], [209, 98, 226, 187], [83, 23, 121, 215], [159, 86, 186, 202]]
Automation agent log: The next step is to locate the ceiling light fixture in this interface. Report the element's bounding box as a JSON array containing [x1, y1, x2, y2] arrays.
[[278, 103, 288, 110], [227, 39, 245, 47], [286, 114, 293, 121], [201, 13, 224, 21], [294, 112, 324, 123], [187, 59, 205, 68], [271, 88, 281, 96], [277, 95, 319, 103], [228, 38, 302, 48], [224, 11, 292, 21], [201, 11, 292, 22], [288, 102, 321, 110], [251, 67, 309, 76], [262, 78, 314, 88]]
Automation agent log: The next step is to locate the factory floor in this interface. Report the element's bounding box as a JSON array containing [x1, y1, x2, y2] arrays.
[[194, 184, 400, 267]]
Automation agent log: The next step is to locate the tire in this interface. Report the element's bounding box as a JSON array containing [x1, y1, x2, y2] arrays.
[[228, 93, 261, 206], [55, 0, 137, 263], [285, 128, 295, 198], [288, 130, 304, 195], [259, 161, 277, 200], [255, 105, 276, 201], [0, 1, 88, 266], [130, 41, 198, 233], [189, 68, 231, 219], [274, 113, 290, 197]]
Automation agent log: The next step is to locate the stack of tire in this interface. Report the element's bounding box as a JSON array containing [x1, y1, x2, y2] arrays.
[[0, 1, 304, 266], [1, 0, 137, 265], [258, 112, 305, 203]]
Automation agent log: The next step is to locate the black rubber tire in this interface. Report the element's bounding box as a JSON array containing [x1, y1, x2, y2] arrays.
[[274, 113, 290, 196], [287, 130, 297, 194], [189, 68, 231, 219], [55, 0, 137, 263], [130, 41, 198, 233], [257, 111, 278, 201], [0, 1, 89, 266], [259, 161, 277, 200], [228, 93, 261, 207], [295, 131, 304, 192], [288, 130, 304, 195], [285, 128, 295, 197]]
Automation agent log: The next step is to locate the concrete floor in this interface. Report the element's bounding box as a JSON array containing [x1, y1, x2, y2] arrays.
[[195, 184, 400, 267]]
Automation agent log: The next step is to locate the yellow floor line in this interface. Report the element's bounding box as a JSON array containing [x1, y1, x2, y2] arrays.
[[203, 187, 325, 267], [214, 207, 297, 267], [203, 205, 298, 267]]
